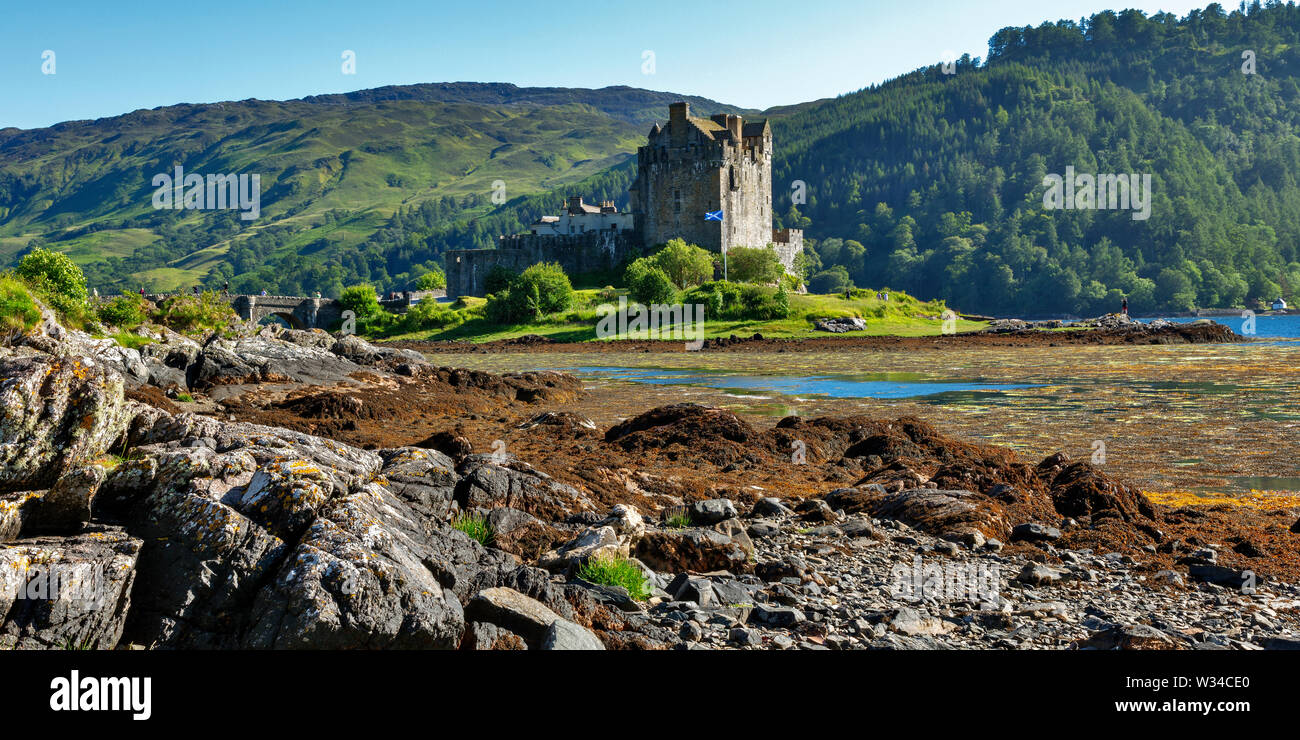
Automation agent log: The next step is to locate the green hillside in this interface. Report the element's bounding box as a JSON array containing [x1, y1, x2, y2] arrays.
[[770, 3, 1300, 314], [0, 85, 747, 294], [7, 4, 1300, 314]]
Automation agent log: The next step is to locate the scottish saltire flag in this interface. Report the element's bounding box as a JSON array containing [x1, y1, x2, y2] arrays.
[[704, 210, 723, 221]]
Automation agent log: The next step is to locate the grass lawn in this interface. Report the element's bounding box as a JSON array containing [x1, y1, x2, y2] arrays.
[[377, 289, 988, 343]]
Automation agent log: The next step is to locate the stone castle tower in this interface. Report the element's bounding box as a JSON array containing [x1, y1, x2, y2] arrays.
[[445, 102, 801, 297], [630, 102, 801, 261]]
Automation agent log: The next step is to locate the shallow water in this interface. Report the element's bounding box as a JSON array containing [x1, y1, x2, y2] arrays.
[[1140, 314, 1300, 340], [435, 341, 1300, 499], [566, 366, 1041, 400]]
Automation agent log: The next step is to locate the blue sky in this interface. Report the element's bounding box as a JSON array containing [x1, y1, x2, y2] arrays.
[[1, 0, 1215, 130]]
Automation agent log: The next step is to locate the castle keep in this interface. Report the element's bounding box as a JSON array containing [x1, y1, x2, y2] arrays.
[[446, 102, 801, 298]]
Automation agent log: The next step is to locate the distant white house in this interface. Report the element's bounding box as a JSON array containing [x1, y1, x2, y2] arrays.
[[1272, 297, 1288, 311], [527, 196, 634, 236]]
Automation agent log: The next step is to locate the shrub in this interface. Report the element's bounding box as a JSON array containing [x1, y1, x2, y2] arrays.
[[0, 274, 42, 339], [415, 267, 446, 291], [517, 262, 573, 314], [339, 284, 382, 318], [451, 512, 494, 545], [175, 392, 195, 403], [97, 293, 148, 329], [16, 247, 86, 303], [401, 299, 461, 332], [484, 265, 517, 295], [727, 246, 785, 285], [624, 258, 678, 305], [809, 266, 854, 294], [151, 291, 236, 334], [649, 239, 714, 289], [577, 555, 651, 601], [484, 262, 573, 323]]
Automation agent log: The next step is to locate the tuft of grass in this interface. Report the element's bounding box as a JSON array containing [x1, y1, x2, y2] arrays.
[[174, 392, 195, 403], [451, 512, 494, 545], [0, 274, 42, 338], [95, 454, 126, 471], [663, 505, 693, 530], [110, 331, 152, 350], [577, 555, 651, 601]]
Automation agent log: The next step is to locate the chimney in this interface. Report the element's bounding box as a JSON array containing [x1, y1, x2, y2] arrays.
[[727, 114, 743, 141], [670, 101, 690, 125], [567, 195, 583, 213]]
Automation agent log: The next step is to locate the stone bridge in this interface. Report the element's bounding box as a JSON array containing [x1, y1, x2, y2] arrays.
[[230, 295, 344, 330]]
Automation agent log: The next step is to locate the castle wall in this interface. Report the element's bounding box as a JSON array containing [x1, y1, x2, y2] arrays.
[[445, 230, 640, 298]]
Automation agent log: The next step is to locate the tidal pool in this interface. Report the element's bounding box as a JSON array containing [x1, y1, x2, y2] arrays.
[[433, 341, 1300, 499], [565, 366, 1041, 400]]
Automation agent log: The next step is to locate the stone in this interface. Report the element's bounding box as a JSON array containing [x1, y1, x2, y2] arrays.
[[455, 454, 595, 521], [0, 526, 141, 649], [888, 607, 955, 636], [1077, 624, 1182, 650], [1011, 522, 1062, 542], [668, 575, 716, 607], [486, 507, 562, 560], [463, 587, 567, 647], [539, 526, 622, 571], [1188, 564, 1257, 590], [691, 498, 738, 525], [729, 627, 763, 647], [462, 621, 528, 650], [540, 618, 605, 651], [751, 497, 793, 517], [635, 527, 754, 574], [1015, 563, 1069, 586], [0, 355, 132, 494], [750, 604, 805, 628]]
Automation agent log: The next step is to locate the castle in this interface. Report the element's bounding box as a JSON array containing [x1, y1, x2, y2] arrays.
[[445, 102, 802, 298]]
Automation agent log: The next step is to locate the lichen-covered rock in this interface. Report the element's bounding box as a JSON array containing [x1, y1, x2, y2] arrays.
[[0, 355, 132, 494], [0, 526, 141, 649], [241, 482, 467, 649], [378, 447, 459, 524], [455, 454, 595, 520], [16, 464, 107, 535]]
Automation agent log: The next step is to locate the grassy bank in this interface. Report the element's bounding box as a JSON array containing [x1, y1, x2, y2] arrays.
[[377, 289, 986, 343]]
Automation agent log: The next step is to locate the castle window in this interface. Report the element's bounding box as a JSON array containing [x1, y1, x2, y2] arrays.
[[673, 189, 681, 214]]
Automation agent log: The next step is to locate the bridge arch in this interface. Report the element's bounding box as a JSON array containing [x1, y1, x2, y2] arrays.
[[259, 311, 305, 330]]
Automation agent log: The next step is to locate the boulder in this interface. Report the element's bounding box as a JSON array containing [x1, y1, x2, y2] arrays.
[[455, 454, 595, 521], [241, 482, 469, 649], [486, 507, 562, 560], [464, 586, 601, 649], [541, 619, 605, 650], [0, 527, 141, 649], [635, 525, 754, 574], [691, 498, 738, 525], [0, 355, 132, 493]]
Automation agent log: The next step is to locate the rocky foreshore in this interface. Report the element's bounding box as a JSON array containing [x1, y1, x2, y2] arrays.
[[1, 308, 1295, 650]]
